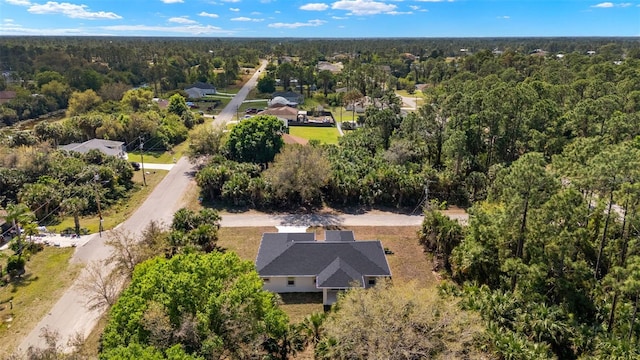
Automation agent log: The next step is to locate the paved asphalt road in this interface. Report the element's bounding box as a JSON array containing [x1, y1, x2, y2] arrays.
[[18, 157, 196, 353], [214, 59, 267, 124], [220, 210, 467, 228], [18, 59, 268, 353], [18, 60, 468, 353]]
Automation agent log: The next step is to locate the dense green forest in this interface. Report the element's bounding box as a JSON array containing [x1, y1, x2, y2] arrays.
[[2, 36, 640, 359]]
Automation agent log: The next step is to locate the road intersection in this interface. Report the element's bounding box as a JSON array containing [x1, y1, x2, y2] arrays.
[[18, 60, 467, 353]]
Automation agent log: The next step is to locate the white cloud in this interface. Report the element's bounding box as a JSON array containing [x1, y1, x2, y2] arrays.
[[332, 16, 348, 19], [198, 11, 219, 18], [4, 18, 15, 22], [229, 7, 240, 11], [409, 5, 419, 10], [0, 24, 87, 35], [168, 16, 197, 24], [591, 2, 632, 8], [161, 0, 184, 3], [222, 0, 240, 2], [28, 2, 122, 20], [416, 0, 454, 2], [497, 15, 510, 19], [300, 3, 329, 11], [231, 16, 264, 21], [332, 0, 396, 15], [268, 19, 325, 28], [387, 11, 412, 15], [6, 0, 32, 5], [102, 24, 233, 35]]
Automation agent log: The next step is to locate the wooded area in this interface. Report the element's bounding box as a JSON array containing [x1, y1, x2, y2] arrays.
[[2, 36, 640, 359]]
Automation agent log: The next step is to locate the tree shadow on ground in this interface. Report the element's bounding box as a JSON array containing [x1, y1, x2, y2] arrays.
[[10, 273, 38, 293], [279, 292, 323, 305]]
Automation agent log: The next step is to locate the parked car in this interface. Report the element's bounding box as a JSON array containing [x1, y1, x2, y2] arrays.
[[130, 162, 141, 171], [245, 108, 259, 114]]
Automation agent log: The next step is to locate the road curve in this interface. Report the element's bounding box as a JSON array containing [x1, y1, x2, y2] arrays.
[[19, 61, 270, 353], [19, 157, 196, 353], [18, 59, 466, 354]]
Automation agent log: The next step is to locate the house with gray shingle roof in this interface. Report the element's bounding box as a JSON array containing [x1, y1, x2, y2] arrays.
[[60, 138, 127, 159], [255, 230, 391, 307], [184, 82, 216, 99]]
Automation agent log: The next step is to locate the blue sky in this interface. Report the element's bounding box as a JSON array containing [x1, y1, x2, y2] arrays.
[[1, 0, 639, 37]]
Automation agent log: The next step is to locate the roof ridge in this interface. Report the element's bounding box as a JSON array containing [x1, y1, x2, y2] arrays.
[[349, 241, 389, 275]]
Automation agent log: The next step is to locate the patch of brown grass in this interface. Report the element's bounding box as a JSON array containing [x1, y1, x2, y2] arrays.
[[218, 226, 436, 325], [217, 227, 276, 261], [349, 226, 435, 288]]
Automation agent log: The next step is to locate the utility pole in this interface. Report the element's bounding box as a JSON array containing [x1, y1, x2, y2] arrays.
[[94, 174, 103, 237], [423, 180, 434, 211], [139, 136, 147, 186]]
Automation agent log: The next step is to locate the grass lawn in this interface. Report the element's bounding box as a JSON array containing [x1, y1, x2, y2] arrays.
[[0, 247, 81, 358], [217, 225, 435, 323], [129, 120, 212, 164], [325, 106, 361, 123], [50, 170, 168, 234], [289, 127, 341, 145], [129, 141, 187, 164]]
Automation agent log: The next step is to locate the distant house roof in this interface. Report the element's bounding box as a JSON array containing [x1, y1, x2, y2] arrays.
[[153, 98, 169, 109], [256, 230, 391, 289], [0, 90, 16, 104], [317, 61, 344, 73], [60, 138, 126, 158], [258, 106, 298, 117], [185, 81, 216, 90], [272, 91, 303, 100]]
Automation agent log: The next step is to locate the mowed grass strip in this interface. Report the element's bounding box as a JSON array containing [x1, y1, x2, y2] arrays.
[[217, 225, 435, 322], [0, 247, 81, 357], [288, 126, 340, 145]]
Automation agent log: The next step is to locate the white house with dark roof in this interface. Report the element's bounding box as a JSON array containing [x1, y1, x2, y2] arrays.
[[270, 91, 304, 106], [255, 230, 392, 307], [60, 138, 127, 159], [184, 82, 217, 99]]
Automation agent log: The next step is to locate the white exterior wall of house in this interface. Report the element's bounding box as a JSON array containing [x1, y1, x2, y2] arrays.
[[262, 276, 319, 293]]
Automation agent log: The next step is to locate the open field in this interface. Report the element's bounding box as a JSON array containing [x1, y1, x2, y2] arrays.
[[0, 247, 81, 357], [288, 126, 341, 144], [217, 225, 434, 322], [50, 170, 168, 234]]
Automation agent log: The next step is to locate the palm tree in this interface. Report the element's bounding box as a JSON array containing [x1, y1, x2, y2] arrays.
[[4, 203, 35, 259], [22, 222, 39, 243], [4, 203, 34, 238], [61, 197, 88, 236], [300, 312, 325, 347]]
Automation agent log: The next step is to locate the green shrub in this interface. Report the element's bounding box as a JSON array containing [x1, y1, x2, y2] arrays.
[[7, 255, 26, 277]]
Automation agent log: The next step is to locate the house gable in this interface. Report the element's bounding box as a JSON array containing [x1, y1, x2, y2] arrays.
[[256, 230, 391, 290]]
